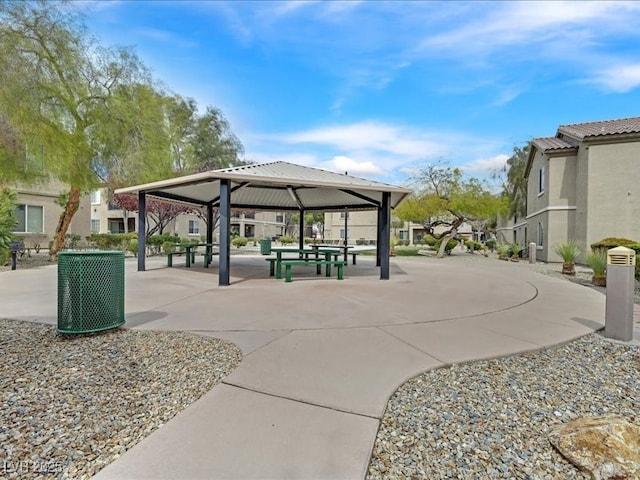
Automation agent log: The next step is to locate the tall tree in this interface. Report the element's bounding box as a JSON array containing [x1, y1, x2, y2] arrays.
[[192, 106, 245, 172], [0, 1, 164, 256], [395, 162, 504, 258], [498, 143, 530, 219]]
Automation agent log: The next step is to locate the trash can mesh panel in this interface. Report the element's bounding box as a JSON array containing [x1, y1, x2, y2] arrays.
[[57, 251, 125, 334]]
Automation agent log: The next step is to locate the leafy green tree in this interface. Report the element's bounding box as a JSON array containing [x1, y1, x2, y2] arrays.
[[498, 143, 530, 219], [0, 1, 164, 256], [395, 162, 504, 258], [192, 106, 245, 172], [0, 188, 17, 264]]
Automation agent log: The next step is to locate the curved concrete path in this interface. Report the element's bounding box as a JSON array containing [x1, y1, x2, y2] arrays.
[[0, 255, 608, 479]]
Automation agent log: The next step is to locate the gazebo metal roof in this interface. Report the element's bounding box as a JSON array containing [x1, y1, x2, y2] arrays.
[[115, 161, 411, 211]]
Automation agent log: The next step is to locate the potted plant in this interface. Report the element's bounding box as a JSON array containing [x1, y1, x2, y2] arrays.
[[554, 240, 581, 275], [584, 249, 607, 286]]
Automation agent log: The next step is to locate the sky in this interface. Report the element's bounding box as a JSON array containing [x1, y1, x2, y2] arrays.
[[77, 0, 640, 187]]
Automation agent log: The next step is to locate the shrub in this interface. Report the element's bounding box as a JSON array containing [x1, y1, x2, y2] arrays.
[[232, 236, 248, 248], [591, 237, 637, 252], [64, 233, 81, 249], [510, 243, 523, 255], [496, 243, 510, 259], [162, 241, 176, 254], [356, 238, 367, 245], [464, 240, 482, 252], [584, 249, 607, 276], [422, 235, 437, 246], [128, 239, 138, 257], [280, 236, 296, 245], [433, 238, 458, 255], [554, 240, 581, 263], [628, 244, 640, 280], [0, 189, 17, 265], [485, 239, 496, 251]]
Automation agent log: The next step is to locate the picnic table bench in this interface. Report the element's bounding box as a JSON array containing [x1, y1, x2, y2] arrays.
[[269, 247, 346, 280], [167, 243, 218, 268], [280, 258, 345, 282]]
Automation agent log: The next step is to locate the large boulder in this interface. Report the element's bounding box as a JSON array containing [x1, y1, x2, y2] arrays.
[[549, 415, 640, 479]]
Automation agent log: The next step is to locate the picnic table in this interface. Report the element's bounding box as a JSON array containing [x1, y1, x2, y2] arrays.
[[268, 247, 345, 281], [310, 244, 358, 264], [168, 243, 218, 268]]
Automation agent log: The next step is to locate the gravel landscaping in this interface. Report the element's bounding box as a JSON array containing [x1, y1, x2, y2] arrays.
[[0, 319, 242, 479], [367, 333, 639, 479]]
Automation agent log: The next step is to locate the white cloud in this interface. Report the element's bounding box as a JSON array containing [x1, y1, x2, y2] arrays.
[[277, 122, 449, 159], [590, 64, 640, 93], [461, 154, 509, 175], [321, 156, 384, 176]]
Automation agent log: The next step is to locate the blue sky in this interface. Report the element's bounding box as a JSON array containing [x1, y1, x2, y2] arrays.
[[78, 1, 640, 187]]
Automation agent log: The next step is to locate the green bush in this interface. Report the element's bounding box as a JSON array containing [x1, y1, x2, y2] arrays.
[[64, 233, 81, 249], [510, 243, 523, 258], [162, 241, 176, 254], [590, 237, 637, 251], [628, 244, 640, 279], [87, 233, 136, 250], [433, 238, 458, 255], [584, 249, 607, 276], [280, 236, 296, 245], [128, 239, 138, 257], [0, 189, 17, 265], [554, 240, 581, 263], [485, 239, 496, 251], [464, 240, 482, 251], [422, 235, 437, 246], [496, 243, 510, 259], [232, 236, 248, 248], [356, 238, 367, 245]]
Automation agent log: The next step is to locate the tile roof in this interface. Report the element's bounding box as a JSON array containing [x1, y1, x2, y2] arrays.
[[532, 137, 577, 153], [558, 116, 640, 140]]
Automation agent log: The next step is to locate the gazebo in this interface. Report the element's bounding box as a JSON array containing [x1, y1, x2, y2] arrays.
[[115, 161, 412, 285]]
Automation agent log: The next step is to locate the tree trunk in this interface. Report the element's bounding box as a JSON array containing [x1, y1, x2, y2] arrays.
[[49, 187, 81, 258], [436, 227, 457, 258]]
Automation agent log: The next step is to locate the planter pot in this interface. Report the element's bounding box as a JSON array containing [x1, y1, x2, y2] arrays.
[[592, 275, 606, 287], [562, 262, 576, 275]]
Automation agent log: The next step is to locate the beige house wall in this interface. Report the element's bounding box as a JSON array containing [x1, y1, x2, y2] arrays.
[[586, 142, 640, 246], [323, 210, 378, 243], [15, 179, 90, 248], [574, 144, 590, 250]]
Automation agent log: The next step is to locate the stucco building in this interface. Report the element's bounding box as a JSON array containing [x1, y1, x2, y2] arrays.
[[524, 116, 640, 262]]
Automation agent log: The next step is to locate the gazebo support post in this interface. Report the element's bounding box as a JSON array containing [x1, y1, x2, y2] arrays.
[[206, 203, 213, 261], [298, 209, 305, 253], [376, 207, 382, 267], [137, 191, 146, 272], [219, 180, 231, 286], [379, 192, 391, 279]]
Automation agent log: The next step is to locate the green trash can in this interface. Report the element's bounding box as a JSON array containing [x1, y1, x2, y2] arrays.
[[259, 238, 272, 255], [57, 251, 125, 334]]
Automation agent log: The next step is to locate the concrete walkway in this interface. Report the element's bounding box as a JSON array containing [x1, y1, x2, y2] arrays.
[[0, 254, 625, 479]]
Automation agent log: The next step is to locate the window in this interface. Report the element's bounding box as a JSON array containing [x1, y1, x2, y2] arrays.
[[276, 213, 284, 223], [90, 190, 101, 205], [91, 219, 100, 233], [399, 230, 409, 240], [244, 212, 255, 220], [339, 228, 350, 239], [538, 166, 545, 195], [14, 205, 44, 233], [340, 211, 350, 219], [188, 220, 199, 235], [537, 222, 544, 247]]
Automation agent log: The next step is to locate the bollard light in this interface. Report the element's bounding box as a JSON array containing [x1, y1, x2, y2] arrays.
[[604, 246, 635, 341]]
